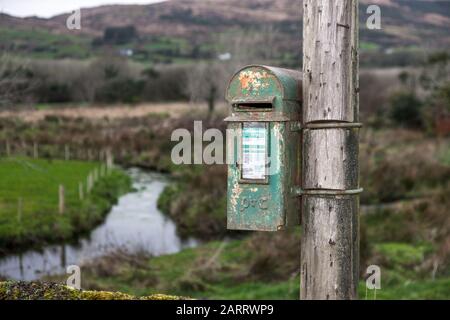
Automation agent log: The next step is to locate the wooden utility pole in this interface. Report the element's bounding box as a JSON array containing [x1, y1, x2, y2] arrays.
[[301, 0, 361, 300]]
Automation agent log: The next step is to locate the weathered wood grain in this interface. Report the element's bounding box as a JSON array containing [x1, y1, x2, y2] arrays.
[[303, 128, 359, 190], [301, 0, 360, 300], [301, 196, 359, 300], [303, 0, 359, 123]]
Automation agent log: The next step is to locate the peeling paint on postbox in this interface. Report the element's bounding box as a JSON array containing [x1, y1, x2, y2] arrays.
[[225, 65, 302, 231]]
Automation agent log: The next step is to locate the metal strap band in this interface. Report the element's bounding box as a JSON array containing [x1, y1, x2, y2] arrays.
[[304, 122, 363, 130], [291, 187, 363, 196]]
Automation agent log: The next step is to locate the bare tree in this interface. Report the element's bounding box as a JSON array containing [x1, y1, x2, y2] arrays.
[[73, 55, 136, 103], [186, 26, 282, 117], [0, 54, 34, 108], [186, 61, 228, 117], [216, 25, 280, 67]]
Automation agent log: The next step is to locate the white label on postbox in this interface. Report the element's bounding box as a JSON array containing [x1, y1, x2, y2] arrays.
[[242, 122, 267, 181]]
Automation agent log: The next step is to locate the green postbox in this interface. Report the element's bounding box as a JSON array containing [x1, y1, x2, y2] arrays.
[[225, 65, 302, 231]]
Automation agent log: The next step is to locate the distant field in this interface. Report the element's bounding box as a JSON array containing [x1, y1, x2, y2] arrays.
[[0, 102, 228, 122], [0, 157, 131, 253], [0, 27, 92, 60]]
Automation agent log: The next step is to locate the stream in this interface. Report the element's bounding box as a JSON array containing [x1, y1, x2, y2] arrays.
[[0, 168, 198, 281]]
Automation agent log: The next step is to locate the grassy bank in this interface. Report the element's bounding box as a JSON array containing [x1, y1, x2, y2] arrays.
[[157, 165, 228, 241], [49, 237, 450, 300], [0, 157, 132, 254]]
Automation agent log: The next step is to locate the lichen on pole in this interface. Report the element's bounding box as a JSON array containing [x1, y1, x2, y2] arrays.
[[301, 0, 360, 300]]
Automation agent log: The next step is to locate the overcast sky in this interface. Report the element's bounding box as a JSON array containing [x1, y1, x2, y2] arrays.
[[0, 0, 166, 18]]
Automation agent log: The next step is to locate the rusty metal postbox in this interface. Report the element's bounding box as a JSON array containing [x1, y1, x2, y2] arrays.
[[225, 65, 302, 231]]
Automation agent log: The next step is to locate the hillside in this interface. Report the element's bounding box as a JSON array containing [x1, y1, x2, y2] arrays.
[[0, 0, 449, 65]]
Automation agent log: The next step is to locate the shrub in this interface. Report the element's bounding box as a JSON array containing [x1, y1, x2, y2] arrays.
[[0, 55, 35, 107], [359, 71, 397, 127], [423, 82, 450, 135], [102, 26, 138, 45], [388, 91, 424, 129], [142, 65, 189, 102], [35, 82, 72, 103], [157, 165, 228, 240], [95, 78, 145, 104]]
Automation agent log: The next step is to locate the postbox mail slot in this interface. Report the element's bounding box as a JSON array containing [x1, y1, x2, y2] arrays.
[[234, 102, 273, 111], [232, 97, 275, 112]]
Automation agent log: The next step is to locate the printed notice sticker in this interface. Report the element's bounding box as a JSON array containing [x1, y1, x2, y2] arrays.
[[242, 122, 267, 180]]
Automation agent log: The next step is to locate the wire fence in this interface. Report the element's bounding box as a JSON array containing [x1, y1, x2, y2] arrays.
[[0, 141, 115, 223]]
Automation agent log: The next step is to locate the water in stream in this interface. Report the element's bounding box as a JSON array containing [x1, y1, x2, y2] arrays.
[[0, 168, 198, 281]]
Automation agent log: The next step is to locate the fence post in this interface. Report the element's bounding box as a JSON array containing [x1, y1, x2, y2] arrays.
[[17, 197, 23, 223], [22, 142, 27, 156], [79, 182, 84, 201], [33, 142, 39, 159], [6, 140, 10, 157], [59, 185, 65, 215], [65, 145, 70, 161], [87, 174, 91, 193], [106, 149, 114, 173]]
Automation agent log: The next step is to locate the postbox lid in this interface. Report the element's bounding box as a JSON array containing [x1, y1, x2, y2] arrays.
[[226, 65, 302, 103]]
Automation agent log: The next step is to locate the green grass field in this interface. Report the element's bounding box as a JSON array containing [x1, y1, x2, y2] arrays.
[[0, 157, 131, 253]]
